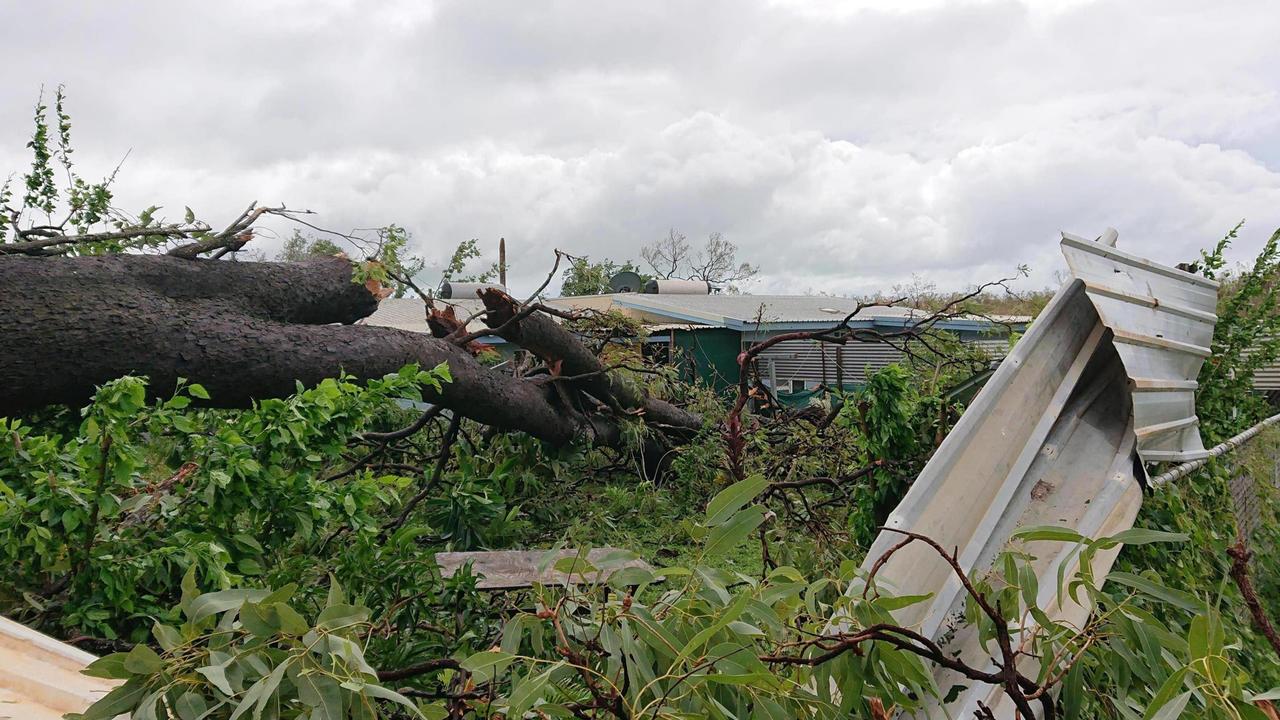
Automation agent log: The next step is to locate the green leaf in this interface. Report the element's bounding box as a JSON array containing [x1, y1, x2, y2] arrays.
[[316, 603, 371, 630], [508, 663, 559, 718], [188, 383, 210, 399], [460, 650, 514, 683], [607, 566, 656, 588], [327, 573, 345, 608], [174, 691, 209, 720], [1012, 525, 1085, 543], [1246, 688, 1280, 702], [81, 652, 132, 679], [364, 683, 428, 718], [674, 591, 751, 666], [1142, 668, 1188, 720], [251, 662, 289, 719], [197, 664, 235, 696], [187, 589, 270, 622], [1148, 690, 1192, 720], [1106, 572, 1205, 613], [704, 474, 769, 526], [179, 563, 200, 613], [123, 643, 164, 674], [240, 601, 280, 638], [1101, 528, 1189, 547], [552, 555, 598, 577], [75, 678, 147, 720], [871, 593, 933, 612], [274, 602, 310, 635], [703, 505, 767, 557], [152, 622, 183, 651], [461, 650, 515, 673]]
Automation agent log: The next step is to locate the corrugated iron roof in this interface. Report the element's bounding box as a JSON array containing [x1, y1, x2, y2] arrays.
[[834, 230, 1221, 718], [611, 293, 1029, 330], [1061, 232, 1218, 462], [0, 616, 118, 719], [359, 298, 497, 337]]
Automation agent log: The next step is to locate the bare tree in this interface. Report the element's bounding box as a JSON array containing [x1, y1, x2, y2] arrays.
[[687, 232, 758, 290], [641, 229, 757, 291], [640, 228, 689, 279]]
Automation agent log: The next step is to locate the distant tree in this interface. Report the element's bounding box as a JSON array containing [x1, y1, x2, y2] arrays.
[[641, 228, 689, 280], [560, 257, 649, 296], [274, 229, 343, 262], [686, 231, 757, 291], [640, 229, 757, 292], [441, 238, 498, 285]]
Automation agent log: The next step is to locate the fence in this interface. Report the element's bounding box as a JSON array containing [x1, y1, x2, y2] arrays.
[[1151, 413, 1280, 537], [1228, 423, 1280, 537]]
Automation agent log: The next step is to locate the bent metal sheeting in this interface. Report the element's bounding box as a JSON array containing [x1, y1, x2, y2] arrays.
[[833, 230, 1218, 719], [1060, 231, 1218, 463]]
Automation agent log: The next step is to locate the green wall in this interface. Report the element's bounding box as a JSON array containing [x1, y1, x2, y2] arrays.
[[670, 328, 741, 394]]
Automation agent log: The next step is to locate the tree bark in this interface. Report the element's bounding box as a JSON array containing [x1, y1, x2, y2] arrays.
[[479, 288, 702, 434], [0, 254, 696, 447]]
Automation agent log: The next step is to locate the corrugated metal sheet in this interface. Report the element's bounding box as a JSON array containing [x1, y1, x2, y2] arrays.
[[829, 230, 1219, 718], [753, 336, 1010, 388], [1258, 364, 1280, 391], [755, 339, 904, 386], [0, 616, 118, 719], [360, 298, 491, 334], [1061, 232, 1218, 463], [1252, 338, 1280, 391]]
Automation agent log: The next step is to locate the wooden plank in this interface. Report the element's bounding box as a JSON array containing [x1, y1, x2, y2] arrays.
[[435, 548, 654, 590]]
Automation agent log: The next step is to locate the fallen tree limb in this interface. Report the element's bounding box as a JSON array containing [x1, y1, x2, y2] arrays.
[[1227, 537, 1280, 658], [0, 253, 688, 448], [479, 287, 702, 435]]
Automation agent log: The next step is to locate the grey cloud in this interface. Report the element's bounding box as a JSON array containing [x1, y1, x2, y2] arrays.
[[2, 0, 1279, 297]]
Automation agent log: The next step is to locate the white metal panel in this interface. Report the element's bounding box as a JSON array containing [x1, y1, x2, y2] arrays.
[[755, 339, 904, 385], [829, 231, 1220, 718], [0, 616, 119, 718], [1061, 233, 1218, 463]]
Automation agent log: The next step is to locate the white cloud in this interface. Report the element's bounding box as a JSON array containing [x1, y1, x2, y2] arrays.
[[2, 0, 1279, 296]]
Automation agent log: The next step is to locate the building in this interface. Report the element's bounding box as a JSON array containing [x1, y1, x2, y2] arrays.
[[363, 293, 1027, 398], [584, 293, 1024, 397]]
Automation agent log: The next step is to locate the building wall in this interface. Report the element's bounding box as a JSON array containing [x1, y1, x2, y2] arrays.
[[1256, 361, 1280, 391], [670, 328, 741, 393], [754, 339, 904, 391], [752, 334, 1012, 393]]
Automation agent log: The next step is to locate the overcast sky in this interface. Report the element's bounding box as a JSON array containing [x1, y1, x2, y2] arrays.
[[4, 0, 1279, 295]]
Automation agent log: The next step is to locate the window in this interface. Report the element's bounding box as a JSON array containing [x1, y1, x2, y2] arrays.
[[789, 379, 806, 393]]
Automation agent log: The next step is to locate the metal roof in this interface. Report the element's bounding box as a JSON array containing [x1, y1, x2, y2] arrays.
[[0, 616, 118, 719], [831, 230, 1220, 718], [609, 293, 1027, 332], [1061, 232, 1218, 463], [360, 298, 503, 341]]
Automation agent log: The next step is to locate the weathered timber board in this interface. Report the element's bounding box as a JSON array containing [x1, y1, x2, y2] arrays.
[[435, 548, 653, 590]]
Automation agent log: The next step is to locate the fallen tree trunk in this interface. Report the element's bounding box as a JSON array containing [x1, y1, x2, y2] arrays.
[[479, 288, 702, 435], [0, 254, 698, 447]]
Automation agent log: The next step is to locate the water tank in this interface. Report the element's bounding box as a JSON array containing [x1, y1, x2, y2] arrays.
[[440, 282, 507, 299], [608, 271, 643, 293], [642, 279, 711, 295]]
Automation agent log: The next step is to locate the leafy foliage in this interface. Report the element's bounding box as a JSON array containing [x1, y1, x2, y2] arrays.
[[559, 256, 649, 296], [274, 229, 344, 262], [4, 95, 1279, 718], [1197, 221, 1280, 442], [0, 364, 451, 640], [69, 572, 426, 720], [440, 238, 498, 286]]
